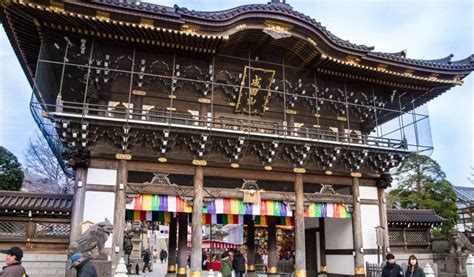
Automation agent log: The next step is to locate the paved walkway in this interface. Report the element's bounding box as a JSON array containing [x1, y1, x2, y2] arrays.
[[127, 263, 226, 277], [127, 264, 270, 277]]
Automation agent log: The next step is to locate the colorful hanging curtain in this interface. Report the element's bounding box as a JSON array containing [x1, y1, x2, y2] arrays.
[[125, 210, 172, 223], [128, 194, 192, 213], [205, 198, 293, 217], [129, 194, 293, 217], [304, 203, 351, 218]]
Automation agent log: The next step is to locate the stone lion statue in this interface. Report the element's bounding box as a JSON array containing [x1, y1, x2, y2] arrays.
[[449, 229, 474, 255], [68, 218, 113, 259]]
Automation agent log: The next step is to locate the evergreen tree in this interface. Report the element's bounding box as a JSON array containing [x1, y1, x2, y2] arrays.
[[390, 154, 458, 237], [0, 146, 24, 191]]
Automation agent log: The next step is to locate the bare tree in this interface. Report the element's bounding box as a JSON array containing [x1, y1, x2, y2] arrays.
[[24, 132, 73, 193]]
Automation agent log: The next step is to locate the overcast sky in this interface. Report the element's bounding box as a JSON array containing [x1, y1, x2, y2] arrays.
[[0, 0, 472, 186]]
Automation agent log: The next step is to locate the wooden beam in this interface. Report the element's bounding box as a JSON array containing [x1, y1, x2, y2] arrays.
[[86, 184, 116, 192], [128, 161, 194, 175], [90, 158, 119, 169], [126, 161, 376, 186], [126, 183, 355, 204]]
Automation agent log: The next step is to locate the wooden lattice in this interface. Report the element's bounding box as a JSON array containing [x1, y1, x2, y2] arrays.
[[405, 231, 428, 244], [0, 221, 27, 237], [388, 230, 403, 244], [34, 222, 71, 238]]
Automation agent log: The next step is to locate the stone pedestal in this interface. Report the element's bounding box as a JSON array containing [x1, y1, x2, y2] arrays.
[[129, 236, 143, 274], [445, 254, 468, 274], [90, 260, 112, 277]]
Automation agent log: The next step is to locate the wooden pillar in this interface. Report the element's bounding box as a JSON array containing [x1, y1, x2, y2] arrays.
[[377, 187, 390, 258], [167, 214, 178, 275], [190, 166, 204, 277], [352, 177, 365, 277], [246, 215, 257, 276], [111, 160, 128, 272], [177, 213, 188, 277], [319, 218, 327, 275], [70, 167, 88, 243], [294, 173, 306, 277], [267, 216, 278, 275]]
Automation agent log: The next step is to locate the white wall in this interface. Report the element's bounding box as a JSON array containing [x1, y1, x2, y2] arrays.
[[83, 191, 116, 224], [86, 168, 117, 186], [359, 186, 378, 200], [326, 255, 354, 275], [361, 205, 380, 249], [364, 254, 380, 265], [325, 218, 353, 249]]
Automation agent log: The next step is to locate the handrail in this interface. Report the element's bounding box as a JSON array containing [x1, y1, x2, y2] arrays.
[[37, 100, 413, 151]]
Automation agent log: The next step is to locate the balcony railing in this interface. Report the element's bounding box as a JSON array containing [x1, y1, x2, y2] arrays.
[[38, 99, 411, 152]]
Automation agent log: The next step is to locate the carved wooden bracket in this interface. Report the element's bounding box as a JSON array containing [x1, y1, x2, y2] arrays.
[[146, 172, 177, 186], [127, 184, 149, 194]]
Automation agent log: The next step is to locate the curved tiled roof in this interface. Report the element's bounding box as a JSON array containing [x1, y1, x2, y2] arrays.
[[368, 52, 473, 70], [90, 0, 375, 51], [0, 190, 73, 213], [86, 0, 473, 72], [454, 186, 474, 202], [387, 209, 445, 224]]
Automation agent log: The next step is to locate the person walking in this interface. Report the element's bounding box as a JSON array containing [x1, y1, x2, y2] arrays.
[[68, 253, 98, 277], [142, 249, 152, 273], [232, 250, 246, 277], [405, 255, 425, 277], [159, 249, 168, 264], [0, 247, 27, 277], [220, 252, 232, 277], [381, 253, 404, 277], [202, 251, 208, 270]]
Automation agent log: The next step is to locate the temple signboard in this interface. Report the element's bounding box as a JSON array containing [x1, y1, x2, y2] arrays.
[[235, 66, 275, 115]]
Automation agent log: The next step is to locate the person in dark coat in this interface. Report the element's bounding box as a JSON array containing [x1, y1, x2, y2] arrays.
[[0, 246, 27, 277], [69, 253, 98, 277], [159, 249, 168, 264], [202, 251, 207, 270], [381, 253, 404, 277], [142, 249, 152, 273], [405, 255, 425, 277], [232, 250, 246, 277]]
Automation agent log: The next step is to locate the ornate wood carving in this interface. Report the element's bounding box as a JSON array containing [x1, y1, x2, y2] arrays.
[[313, 147, 340, 170], [376, 173, 393, 189], [252, 141, 281, 167], [145, 130, 177, 160], [283, 144, 313, 168], [239, 179, 264, 203]]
